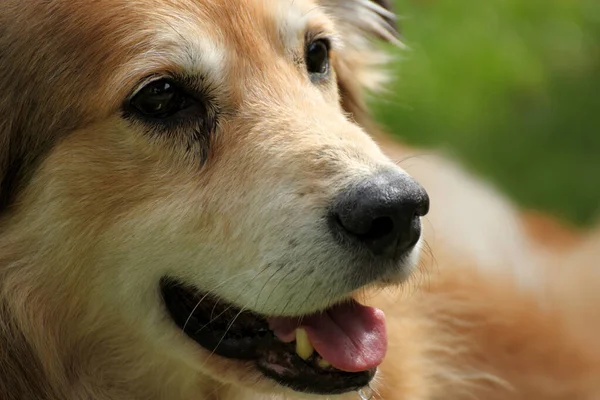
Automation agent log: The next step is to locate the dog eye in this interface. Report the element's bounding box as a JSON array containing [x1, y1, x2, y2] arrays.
[[305, 39, 330, 77], [129, 79, 193, 119]]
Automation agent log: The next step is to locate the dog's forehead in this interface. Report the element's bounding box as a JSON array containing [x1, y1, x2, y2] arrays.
[[136, 0, 330, 77], [67, 0, 335, 100]]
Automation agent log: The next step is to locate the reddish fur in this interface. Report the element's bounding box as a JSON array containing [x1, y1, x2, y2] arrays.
[[0, 1, 598, 399]]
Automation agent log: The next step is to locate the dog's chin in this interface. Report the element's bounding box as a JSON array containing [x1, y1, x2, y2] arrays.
[[160, 278, 384, 395]]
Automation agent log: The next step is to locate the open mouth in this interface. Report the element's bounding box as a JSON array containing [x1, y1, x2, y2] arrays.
[[160, 278, 387, 395]]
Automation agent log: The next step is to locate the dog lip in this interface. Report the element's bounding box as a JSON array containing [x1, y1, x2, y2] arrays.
[[159, 278, 376, 395], [257, 353, 376, 395], [160, 278, 270, 359]]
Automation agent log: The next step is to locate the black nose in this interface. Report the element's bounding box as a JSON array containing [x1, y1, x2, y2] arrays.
[[329, 170, 429, 258]]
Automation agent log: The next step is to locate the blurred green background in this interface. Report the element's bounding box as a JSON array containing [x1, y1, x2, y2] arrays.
[[371, 0, 600, 227]]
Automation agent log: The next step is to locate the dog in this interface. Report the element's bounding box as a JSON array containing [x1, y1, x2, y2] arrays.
[[0, 0, 598, 399]]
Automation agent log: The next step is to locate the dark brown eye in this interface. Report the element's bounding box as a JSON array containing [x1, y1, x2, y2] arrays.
[[305, 39, 330, 77], [129, 79, 193, 119]]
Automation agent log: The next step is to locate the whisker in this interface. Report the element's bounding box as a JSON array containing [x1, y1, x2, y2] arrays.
[[182, 270, 255, 332], [392, 153, 433, 167], [192, 263, 280, 335], [254, 263, 288, 310], [201, 306, 247, 368], [263, 266, 297, 316]]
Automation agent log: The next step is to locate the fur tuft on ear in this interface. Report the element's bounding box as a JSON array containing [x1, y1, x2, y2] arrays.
[[321, 0, 400, 44], [320, 0, 404, 130]]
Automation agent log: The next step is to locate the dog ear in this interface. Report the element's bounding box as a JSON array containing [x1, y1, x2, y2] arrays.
[[319, 0, 401, 45], [320, 0, 403, 131]]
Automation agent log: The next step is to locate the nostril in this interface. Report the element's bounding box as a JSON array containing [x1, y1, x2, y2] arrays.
[[336, 215, 395, 241], [359, 216, 395, 241], [335, 214, 395, 242]]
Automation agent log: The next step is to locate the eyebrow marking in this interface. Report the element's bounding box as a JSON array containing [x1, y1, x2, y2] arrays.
[[276, 0, 342, 57], [278, 1, 313, 51]]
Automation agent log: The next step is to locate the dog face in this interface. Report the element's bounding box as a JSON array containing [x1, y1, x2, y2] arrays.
[[0, 0, 428, 397]]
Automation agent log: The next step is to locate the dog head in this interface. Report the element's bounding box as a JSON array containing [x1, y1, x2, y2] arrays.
[[0, 0, 428, 398]]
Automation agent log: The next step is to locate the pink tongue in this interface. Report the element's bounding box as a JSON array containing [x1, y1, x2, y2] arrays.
[[267, 301, 387, 373]]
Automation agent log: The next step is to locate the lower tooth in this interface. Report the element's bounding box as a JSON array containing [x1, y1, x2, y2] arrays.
[[295, 328, 314, 360], [358, 386, 374, 400], [318, 358, 331, 368]]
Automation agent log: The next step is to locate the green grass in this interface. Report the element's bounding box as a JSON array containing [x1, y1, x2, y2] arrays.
[[370, 0, 600, 226]]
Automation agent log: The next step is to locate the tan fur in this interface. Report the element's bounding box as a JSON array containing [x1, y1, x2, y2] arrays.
[[0, 1, 598, 399]]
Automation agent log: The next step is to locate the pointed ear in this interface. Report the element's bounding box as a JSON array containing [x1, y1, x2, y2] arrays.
[[320, 0, 403, 130]]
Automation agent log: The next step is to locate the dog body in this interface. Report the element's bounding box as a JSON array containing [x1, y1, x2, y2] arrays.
[[0, 1, 598, 399]]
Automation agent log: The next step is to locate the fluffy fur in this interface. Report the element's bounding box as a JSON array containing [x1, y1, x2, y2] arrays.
[[0, 1, 598, 399]]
